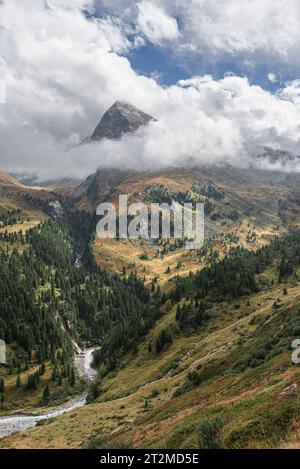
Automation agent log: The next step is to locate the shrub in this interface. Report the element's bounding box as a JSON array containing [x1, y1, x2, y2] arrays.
[[198, 417, 224, 449]]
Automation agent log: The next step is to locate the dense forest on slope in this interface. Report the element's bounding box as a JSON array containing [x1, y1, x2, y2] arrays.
[[173, 231, 300, 303], [0, 210, 162, 383]]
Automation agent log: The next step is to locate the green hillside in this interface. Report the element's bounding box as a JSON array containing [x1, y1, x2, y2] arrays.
[[1, 168, 300, 449]]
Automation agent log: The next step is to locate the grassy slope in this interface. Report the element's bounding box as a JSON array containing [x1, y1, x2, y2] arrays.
[[91, 167, 293, 284], [2, 266, 300, 449], [0, 171, 53, 252], [1, 167, 300, 448], [93, 218, 279, 287], [0, 193, 46, 253]]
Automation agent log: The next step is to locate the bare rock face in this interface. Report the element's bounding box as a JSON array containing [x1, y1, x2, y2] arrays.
[[91, 100, 154, 141]]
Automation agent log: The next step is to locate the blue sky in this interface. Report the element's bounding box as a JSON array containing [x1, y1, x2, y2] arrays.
[[126, 42, 190, 85], [126, 41, 294, 90]]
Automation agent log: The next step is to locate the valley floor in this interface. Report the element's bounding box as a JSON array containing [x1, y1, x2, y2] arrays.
[[2, 279, 300, 449]]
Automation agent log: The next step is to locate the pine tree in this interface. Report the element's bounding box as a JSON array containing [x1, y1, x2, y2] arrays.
[[39, 362, 46, 376], [69, 367, 76, 386], [16, 374, 21, 389], [0, 378, 4, 394], [42, 385, 50, 402], [88, 382, 99, 401]]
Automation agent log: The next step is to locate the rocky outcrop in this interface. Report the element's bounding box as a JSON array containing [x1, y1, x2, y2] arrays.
[[91, 100, 154, 141]]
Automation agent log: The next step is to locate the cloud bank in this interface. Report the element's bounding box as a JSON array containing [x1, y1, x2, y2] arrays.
[[94, 0, 300, 59], [1, 0, 300, 180]]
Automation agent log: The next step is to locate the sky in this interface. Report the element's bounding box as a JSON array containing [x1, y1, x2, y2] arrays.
[[2, 0, 300, 180]]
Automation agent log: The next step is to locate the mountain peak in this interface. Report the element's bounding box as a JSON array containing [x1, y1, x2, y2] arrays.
[[112, 99, 131, 108], [91, 101, 154, 141]]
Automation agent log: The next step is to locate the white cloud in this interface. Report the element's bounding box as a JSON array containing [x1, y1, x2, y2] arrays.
[[1, 0, 300, 181], [279, 80, 300, 105], [47, 0, 93, 8], [171, 0, 300, 56], [0, 0, 141, 139], [94, 0, 300, 63], [268, 73, 278, 84], [0, 80, 6, 104], [137, 1, 180, 44], [242, 59, 255, 69]]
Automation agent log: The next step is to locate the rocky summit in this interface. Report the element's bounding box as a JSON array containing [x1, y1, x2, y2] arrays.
[[91, 100, 154, 141]]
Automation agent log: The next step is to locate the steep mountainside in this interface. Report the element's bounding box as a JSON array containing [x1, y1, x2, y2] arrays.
[[3, 229, 300, 448], [0, 171, 26, 190], [2, 101, 300, 449], [73, 165, 300, 286], [90, 101, 154, 141]]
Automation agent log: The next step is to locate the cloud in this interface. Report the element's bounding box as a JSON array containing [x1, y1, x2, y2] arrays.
[[170, 0, 300, 57], [1, 0, 300, 181], [47, 0, 93, 8], [268, 73, 278, 84], [0, 80, 5, 104], [94, 0, 300, 68], [0, 0, 146, 139], [278, 80, 300, 105], [78, 75, 300, 174], [137, 1, 180, 45]]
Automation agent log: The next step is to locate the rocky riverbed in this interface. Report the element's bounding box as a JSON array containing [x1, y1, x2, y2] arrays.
[[0, 348, 98, 439]]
